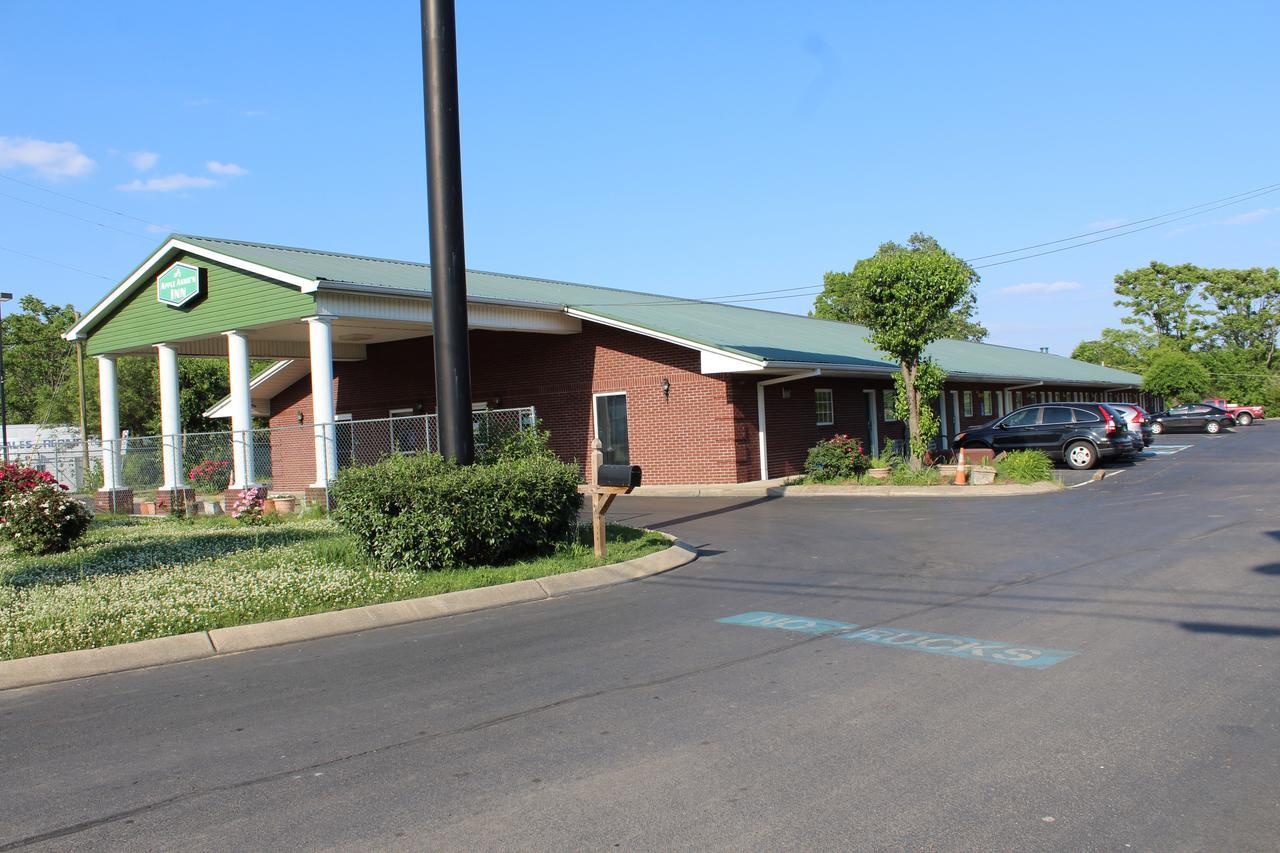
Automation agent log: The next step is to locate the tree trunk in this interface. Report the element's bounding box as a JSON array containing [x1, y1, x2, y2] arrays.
[[903, 361, 922, 469]]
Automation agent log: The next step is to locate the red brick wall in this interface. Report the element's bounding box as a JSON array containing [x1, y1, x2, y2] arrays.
[[267, 323, 744, 487]]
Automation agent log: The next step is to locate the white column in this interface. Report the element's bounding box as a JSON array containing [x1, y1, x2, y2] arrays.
[[96, 355, 121, 491], [155, 344, 184, 489], [225, 331, 256, 488], [306, 317, 338, 487], [938, 392, 949, 449]]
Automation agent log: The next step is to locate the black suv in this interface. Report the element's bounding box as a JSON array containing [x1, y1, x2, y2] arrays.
[[953, 403, 1137, 470]]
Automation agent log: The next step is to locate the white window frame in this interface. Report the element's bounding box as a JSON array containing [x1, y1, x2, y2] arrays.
[[592, 391, 629, 465], [981, 390, 992, 417], [815, 388, 834, 426], [963, 390, 974, 418], [863, 389, 878, 457], [883, 388, 898, 422]]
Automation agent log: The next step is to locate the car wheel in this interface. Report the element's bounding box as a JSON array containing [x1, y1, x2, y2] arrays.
[[1151, 422, 1165, 435], [1065, 440, 1097, 470], [1205, 420, 1221, 434], [1236, 412, 1253, 426]]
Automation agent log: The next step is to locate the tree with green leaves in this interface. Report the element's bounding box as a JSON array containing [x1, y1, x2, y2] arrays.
[[1142, 348, 1211, 403], [1202, 266, 1280, 369], [2, 295, 243, 436], [1113, 262, 1213, 348], [1070, 327, 1154, 372], [816, 235, 978, 466], [815, 233, 988, 342]]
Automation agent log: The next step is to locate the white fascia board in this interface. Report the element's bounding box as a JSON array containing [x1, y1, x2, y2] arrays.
[[202, 359, 302, 418], [700, 350, 769, 374], [65, 239, 316, 341], [564, 307, 767, 368]]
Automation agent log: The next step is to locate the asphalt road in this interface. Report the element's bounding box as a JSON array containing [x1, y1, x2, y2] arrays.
[[3, 425, 1278, 851]]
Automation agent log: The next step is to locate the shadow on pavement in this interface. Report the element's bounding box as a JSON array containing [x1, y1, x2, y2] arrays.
[[1179, 621, 1280, 638]]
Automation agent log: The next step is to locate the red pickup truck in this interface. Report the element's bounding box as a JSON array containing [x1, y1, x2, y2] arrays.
[[1203, 398, 1264, 426]]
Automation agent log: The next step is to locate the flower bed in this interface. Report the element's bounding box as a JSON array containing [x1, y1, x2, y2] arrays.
[[0, 517, 667, 661]]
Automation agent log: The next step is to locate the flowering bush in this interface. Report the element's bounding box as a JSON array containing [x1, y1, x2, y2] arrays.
[[0, 484, 94, 555], [230, 486, 268, 525], [0, 463, 62, 503], [188, 458, 232, 493], [804, 434, 871, 482]]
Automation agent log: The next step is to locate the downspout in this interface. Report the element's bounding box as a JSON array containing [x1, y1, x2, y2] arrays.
[[756, 370, 821, 481]]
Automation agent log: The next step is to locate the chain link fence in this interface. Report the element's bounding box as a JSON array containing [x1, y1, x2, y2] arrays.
[[77, 406, 536, 514]]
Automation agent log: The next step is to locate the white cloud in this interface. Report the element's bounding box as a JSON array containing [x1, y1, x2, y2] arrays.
[[145, 223, 173, 234], [0, 136, 95, 178], [243, 109, 269, 118], [206, 160, 248, 176], [1221, 207, 1279, 226], [117, 173, 218, 192], [128, 151, 159, 172], [1085, 218, 1128, 230], [998, 281, 1083, 296]]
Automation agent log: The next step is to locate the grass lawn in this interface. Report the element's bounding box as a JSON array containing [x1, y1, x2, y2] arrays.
[[0, 516, 668, 661]]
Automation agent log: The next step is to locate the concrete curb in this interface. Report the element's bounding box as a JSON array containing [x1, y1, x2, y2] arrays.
[[774, 481, 1063, 498], [0, 535, 697, 692], [630, 481, 1062, 498]]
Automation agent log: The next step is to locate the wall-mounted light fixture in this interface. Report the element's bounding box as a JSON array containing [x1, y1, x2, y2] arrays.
[[296, 410, 305, 424], [661, 378, 671, 399]]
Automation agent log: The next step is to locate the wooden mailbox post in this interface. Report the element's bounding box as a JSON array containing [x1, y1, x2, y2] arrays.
[[576, 439, 639, 559]]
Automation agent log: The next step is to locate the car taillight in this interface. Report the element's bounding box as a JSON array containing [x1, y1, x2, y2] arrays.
[[1132, 410, 1144, 423], [1098, 406, 1116, 434]]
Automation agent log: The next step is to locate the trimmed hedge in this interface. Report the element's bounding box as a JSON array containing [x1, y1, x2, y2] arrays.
[[329, 452, 582, 572]]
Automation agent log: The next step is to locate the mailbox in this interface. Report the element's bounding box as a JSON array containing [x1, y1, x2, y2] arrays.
[[597, 464, 642, 489]]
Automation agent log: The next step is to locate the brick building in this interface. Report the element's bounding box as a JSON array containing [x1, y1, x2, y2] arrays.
[[66, 235, 1149, 504]]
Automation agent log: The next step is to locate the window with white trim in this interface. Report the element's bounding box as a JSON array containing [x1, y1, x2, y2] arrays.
[[981, 391, 992, 416], [389, 407, 426, 454], [963, 391, 973, 418], [883, 388, 898, 421], [815, 389, 834, 426]]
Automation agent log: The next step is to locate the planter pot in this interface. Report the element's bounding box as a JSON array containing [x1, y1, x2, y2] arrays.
[[139, 501, 156, 516], [969, 467, 997, 486], [272, 497, 297, 515], [262, 499, 277, 515], [937, 464, 958, 483], [867, 467, 891, 480]]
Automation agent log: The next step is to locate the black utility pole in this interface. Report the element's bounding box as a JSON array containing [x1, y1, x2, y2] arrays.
[[421, 0, 474, 464]]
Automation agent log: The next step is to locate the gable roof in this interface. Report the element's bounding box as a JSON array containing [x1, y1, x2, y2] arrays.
[[70, 234, 1142, 387]]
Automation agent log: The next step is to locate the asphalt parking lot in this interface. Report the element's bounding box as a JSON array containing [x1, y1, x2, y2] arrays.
[[1, 423, 1277, 851]]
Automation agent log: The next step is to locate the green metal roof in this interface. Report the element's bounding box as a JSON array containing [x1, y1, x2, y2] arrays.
[[168, 234, 1141, 386]]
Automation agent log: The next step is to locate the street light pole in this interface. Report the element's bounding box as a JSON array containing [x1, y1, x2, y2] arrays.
[[420, 0, 474, 464], [0, 292, 11, 464]]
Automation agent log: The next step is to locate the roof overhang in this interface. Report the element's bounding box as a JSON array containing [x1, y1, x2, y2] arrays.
[[65, 237, 315, 341], [203, 359, 311, 419]]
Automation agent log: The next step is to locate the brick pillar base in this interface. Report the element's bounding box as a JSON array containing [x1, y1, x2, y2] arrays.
[[95, 488, 134, 514], [155, 487, 196, 515], [305, 486, 332, 510]]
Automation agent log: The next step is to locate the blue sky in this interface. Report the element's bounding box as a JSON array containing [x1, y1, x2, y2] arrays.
[[2, 0, 1277, 354]]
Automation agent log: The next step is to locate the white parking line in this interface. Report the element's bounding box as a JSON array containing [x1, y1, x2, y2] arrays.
[[1141, 445, 1192, 456]]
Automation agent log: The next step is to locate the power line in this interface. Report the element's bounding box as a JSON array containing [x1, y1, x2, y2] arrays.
[[570, 179, 1280, 309], [0, 189, 155, 241], [0, 172, 171, 231], [971, 185, 1280, 270], [965, 181, 1280, 261], [0, 244, 112, 280]]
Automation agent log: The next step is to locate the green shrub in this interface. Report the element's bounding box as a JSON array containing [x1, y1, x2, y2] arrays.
[[804, 434, 870, 482], [330, 452, 582, 572], [475, 423, 556, 465], [995, 450, 1054, 484], [188, 458, 233, 492], [0, 484, 94, 555]]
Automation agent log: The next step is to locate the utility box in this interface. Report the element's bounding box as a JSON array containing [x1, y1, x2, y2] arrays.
[[597, 464, 642, 489]]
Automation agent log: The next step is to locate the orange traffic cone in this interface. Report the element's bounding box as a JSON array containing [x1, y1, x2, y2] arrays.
[[954, 447, 968, 485]]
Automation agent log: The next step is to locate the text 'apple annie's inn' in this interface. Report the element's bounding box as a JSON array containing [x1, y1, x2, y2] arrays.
[[64, 235, 1149, 510]]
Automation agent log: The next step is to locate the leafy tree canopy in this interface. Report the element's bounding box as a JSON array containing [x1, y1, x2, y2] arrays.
[[1070, 327, 1155, 372], [816, 234, 978, 464], [1113, 262, 1214, 347], [814, 233, 987, 342], [1141, 348, 1211, 403]]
